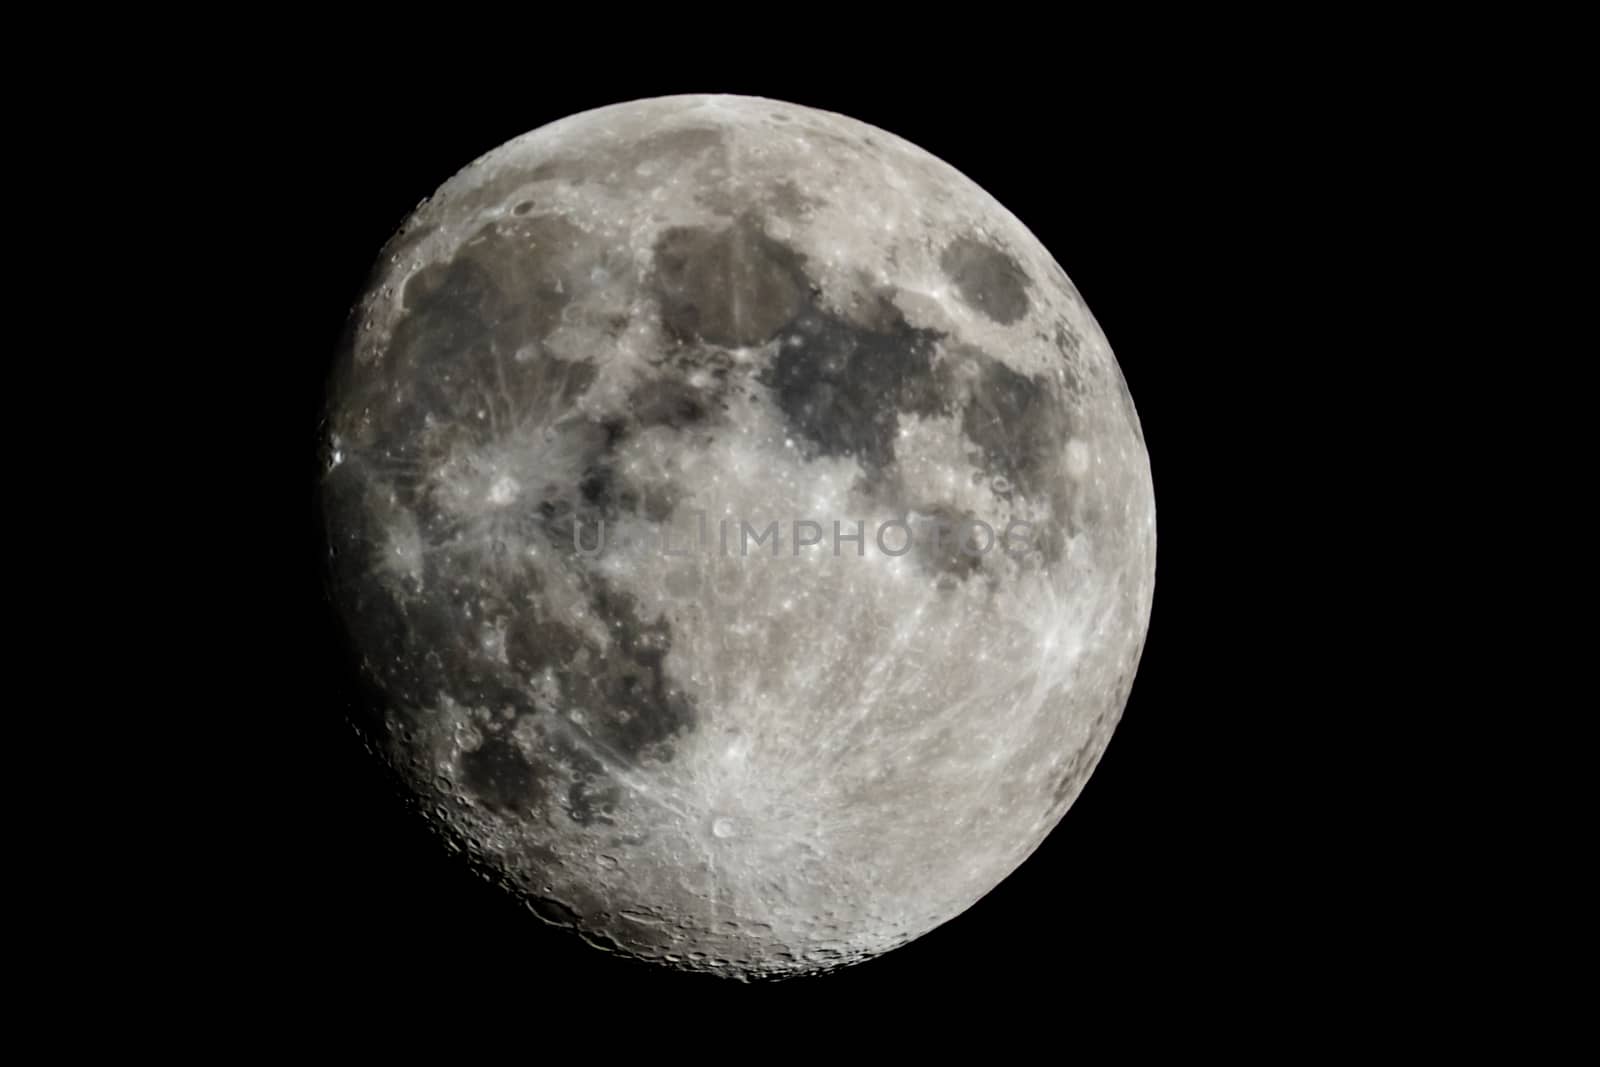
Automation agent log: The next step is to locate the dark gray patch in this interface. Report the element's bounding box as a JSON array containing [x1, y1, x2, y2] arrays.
[[570, 458, 656, 526], [461, 737, 542, 813], [377, 216, 597, 460], [323, 494, 548, 725], [576, 580, 693, 759], [956, 348, 1073, 564], [577, 462, 622, 515], [637, 483, 682, 524], [543, 425, 682, 530], [528, 589, 690, 828], [1053, 321, 1082, 363], [507, 618, 583, 678], [416, 571, 702, 830], [1053, 322, 1086, 396], [566, 776, 623, 826], [627, 377, 716, 431], [500, 580, 695, 820], [524, 157, 587, 186], [761, 298, 947, 478], [631, 126, 724, 167], [653, 217, 807, 347], [766, 180, 826, 220], [940, 236, 1032, 324], [909, 504, 985, 584], [960, 353, 1065, 501], [560, 376, 708, 525]]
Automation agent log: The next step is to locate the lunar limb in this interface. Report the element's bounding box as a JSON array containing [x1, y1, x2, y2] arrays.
[[321, 95, 1156, 979]]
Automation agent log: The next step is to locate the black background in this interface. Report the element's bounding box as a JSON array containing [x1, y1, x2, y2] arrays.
[[221, 64, 1349, 1017]]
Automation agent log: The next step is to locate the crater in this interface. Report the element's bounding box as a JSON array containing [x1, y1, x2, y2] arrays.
[[940, 235, 1032, 324]]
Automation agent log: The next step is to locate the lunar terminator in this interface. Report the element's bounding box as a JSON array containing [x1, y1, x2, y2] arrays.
[[321, 94, 1156, 979]]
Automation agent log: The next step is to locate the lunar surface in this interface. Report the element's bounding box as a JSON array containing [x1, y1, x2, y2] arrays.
[[320, 95, 1156, 979]]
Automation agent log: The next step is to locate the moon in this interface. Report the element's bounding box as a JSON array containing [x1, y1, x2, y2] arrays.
[[320, 94, 1156, 979]]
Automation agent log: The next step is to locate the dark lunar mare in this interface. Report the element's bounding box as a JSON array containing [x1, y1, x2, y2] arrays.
[[939, 235, 1032, 325], [323, 212, 710, 833], [643, 213, 1075, 572]]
